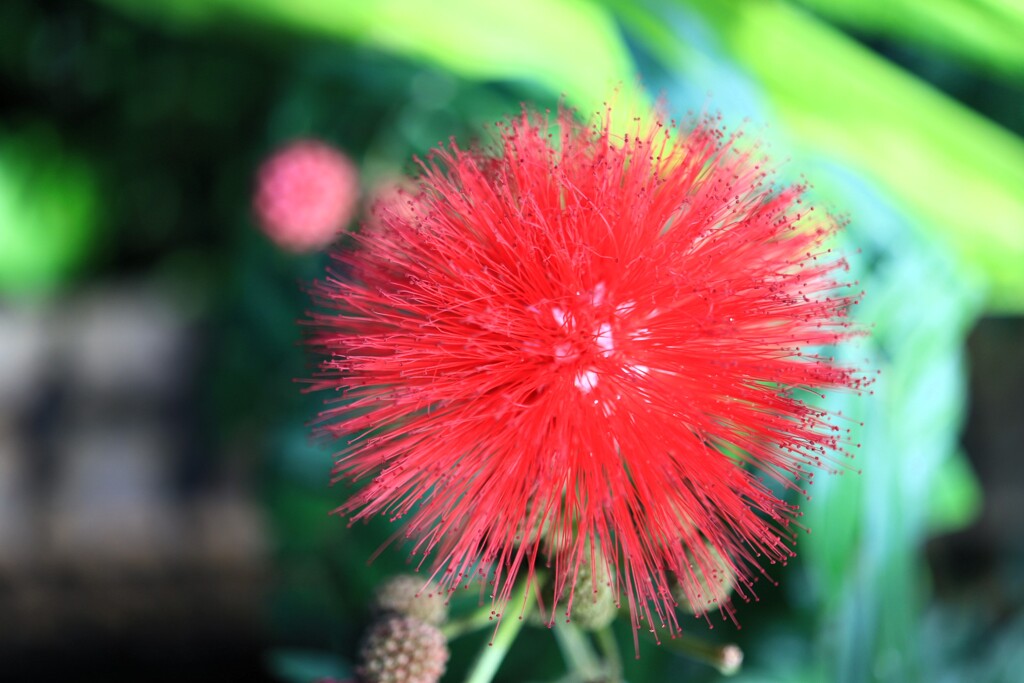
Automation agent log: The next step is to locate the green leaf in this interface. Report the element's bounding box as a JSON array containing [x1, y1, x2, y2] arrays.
[[925, 449, 982, 533], [791, 0, 1024, 82], [94, 0, 640, 117], [0, 126, 100, 295], [795, 182, 983, 680], [681, 0, 1024, 312]]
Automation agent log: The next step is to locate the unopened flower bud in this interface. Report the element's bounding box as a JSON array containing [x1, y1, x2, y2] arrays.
[[673, 544, 735, 614], [373, 575, 448, 625], [253, 139, 358, 252], [718, 644, 744, 676], [562, 561, 617, 631], [356, 616, 448, 683]]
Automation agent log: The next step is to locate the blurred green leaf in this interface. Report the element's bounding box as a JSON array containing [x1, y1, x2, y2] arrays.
[[0, 126, 100, 295], [682, 0, 1024, 312], [791, 0, 1024, 82], [797, 174, 984, 681], [94, 0, 639, 117], [926, 449, 983, 533]]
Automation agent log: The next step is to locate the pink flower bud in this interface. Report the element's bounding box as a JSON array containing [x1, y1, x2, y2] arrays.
[[254, 140, 358, 252]]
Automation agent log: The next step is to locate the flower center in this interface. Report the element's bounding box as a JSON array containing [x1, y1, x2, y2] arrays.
[[532, 282, 646, 396]]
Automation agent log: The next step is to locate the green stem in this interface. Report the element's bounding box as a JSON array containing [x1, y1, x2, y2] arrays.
[[463, 577, 536, 683], [552, 621, 603, 681], [441, 604, 501, 640], [596, 625, 623, 682]]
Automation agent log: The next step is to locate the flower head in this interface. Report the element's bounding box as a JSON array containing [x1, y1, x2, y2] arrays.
[[306, 107, 862, 640], [254, 139, 358, 252]]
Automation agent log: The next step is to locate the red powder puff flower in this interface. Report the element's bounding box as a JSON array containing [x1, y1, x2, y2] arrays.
[[306, 107, 863, 641], [254, 139, 359, 252]]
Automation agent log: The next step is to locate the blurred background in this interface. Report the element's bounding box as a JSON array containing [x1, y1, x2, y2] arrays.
[[0, 0, 1022, 681]]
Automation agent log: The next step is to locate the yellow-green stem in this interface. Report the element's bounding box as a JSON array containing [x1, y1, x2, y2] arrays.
[[463, 575, 539, 683]]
